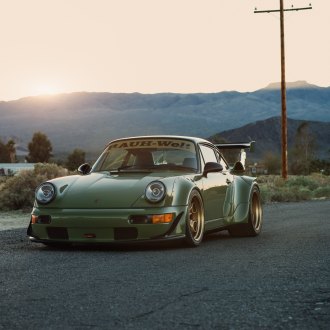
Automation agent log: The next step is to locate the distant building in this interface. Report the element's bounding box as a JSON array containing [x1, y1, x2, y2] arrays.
[[0, 163, 35, 176], [248, 163, 268, 175]]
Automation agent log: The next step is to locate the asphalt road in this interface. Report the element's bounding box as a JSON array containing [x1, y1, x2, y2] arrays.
[[0, 200, 329, 330]]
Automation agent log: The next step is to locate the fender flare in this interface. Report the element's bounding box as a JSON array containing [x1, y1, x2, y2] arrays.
[[231, 178, 260, 224]]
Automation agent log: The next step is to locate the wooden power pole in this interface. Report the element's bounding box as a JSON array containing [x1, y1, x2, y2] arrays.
[[254, 1, 312, 179]]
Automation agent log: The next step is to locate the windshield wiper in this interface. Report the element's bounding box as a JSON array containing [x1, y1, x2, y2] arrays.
[[117, 165, 134, 171], [155, 164, 197, 172]]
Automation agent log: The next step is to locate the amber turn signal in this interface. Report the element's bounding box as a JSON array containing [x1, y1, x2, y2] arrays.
[[31, 215, 51, 224], [152, 213, 173, 224], [31, 215, 38, 224]]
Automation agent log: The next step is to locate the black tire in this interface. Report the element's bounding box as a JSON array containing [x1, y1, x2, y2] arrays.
[[228, 185, 263, 237], [184, 190, 205, 247]]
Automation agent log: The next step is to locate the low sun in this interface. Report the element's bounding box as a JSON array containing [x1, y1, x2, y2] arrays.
[[34, 85, 59, 96]]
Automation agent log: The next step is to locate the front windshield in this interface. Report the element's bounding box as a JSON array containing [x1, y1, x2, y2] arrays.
[[94, 138, 198, 172]]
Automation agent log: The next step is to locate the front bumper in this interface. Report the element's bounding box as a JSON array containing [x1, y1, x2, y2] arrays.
[[28, 207, 186, 244]]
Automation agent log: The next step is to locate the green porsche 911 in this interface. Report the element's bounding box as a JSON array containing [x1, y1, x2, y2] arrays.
[[28, 136, 263, 247]]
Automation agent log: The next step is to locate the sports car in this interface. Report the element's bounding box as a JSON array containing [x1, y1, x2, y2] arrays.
[[27, 136, 263, 247]]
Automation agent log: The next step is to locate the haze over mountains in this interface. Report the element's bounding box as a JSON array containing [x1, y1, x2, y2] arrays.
[[0, 81, 329, 158]]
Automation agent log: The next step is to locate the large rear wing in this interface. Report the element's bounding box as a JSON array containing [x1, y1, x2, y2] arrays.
[[215, 141, 255, 172], [215, 141, 255, 152]]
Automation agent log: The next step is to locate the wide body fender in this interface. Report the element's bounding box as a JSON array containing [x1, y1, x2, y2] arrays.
[[226, 176, 259, 225]]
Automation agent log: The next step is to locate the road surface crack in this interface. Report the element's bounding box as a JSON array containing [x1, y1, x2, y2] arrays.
[[131, 287, 209, 320]]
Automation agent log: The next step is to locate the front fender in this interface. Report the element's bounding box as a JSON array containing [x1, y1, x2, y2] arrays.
[[170, 176, 204, 237], [171, 176, 203, 206]]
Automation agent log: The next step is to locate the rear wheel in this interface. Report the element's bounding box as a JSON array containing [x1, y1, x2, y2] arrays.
[[184, 190, 204, 247], [228, 185, 263, 237]]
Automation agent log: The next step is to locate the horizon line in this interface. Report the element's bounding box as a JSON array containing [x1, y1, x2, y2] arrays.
[[1, 80, 329, 103]]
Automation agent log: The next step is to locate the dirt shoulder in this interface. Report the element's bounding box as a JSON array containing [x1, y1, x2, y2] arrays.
[[0, 211, 30, 231]]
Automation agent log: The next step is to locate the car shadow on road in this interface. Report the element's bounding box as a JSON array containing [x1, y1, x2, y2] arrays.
[[28, 230, 234, 252]]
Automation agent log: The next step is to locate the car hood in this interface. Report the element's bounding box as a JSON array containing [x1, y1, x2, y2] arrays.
[[43, 172, 175, 209]]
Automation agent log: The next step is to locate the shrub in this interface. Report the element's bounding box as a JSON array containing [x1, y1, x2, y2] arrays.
[[258, 174, 330, 203], [0, 163, 68, 211], [285, 176, 318, 191], [269, 188, 296, 203], [313, 186, 330, 199], [295, 187, 312, 201], [34, 163, 68, 178]]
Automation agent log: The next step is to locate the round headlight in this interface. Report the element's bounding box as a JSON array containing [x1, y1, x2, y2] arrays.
[[36, 183, 56, 204], [145, 181, 166, 203]]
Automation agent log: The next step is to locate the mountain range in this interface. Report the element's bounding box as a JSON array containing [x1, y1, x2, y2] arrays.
[[209, 116, 330, 161], [0, 81, 329, 158]]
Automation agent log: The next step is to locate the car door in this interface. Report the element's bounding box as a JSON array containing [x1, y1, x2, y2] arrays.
[[199, 144, 232, 230]]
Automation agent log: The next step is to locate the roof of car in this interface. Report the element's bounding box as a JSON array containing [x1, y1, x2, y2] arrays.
[[107, 135, 213, 146]]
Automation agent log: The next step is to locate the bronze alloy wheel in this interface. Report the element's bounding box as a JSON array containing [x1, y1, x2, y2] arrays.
[[251, 189, 262, 233], [228, 185, 263, 237], [185, 190, 204, 246]]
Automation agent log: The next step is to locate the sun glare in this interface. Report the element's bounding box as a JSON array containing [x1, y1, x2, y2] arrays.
[[34, 85, 60, 96]]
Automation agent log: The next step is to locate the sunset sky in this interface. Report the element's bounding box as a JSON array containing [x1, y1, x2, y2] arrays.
[[1, 0, 329, 101]]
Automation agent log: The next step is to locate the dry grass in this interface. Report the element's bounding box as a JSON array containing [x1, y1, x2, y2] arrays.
[[258, 173, 330, 203]]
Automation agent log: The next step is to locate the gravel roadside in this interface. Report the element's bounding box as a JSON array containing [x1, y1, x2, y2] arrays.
[[0, 211, 30, 231]]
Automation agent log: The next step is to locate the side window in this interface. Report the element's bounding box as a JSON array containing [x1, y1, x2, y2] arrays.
[[200, 145, 218, 164]]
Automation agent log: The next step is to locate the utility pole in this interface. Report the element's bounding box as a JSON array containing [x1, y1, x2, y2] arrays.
[[254, 1, 312, 179]]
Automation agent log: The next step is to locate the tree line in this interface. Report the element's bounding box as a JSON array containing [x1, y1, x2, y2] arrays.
[[0, 131, 86, 171], [262, 122, 329, 175], [1, 125, 329, 175], [211, 122, 329, 176]]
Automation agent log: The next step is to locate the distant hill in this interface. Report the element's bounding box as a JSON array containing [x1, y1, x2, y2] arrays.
[[209, 117, 330, 160], [263, 80, 320, 90], [0, 81, 329, 156]]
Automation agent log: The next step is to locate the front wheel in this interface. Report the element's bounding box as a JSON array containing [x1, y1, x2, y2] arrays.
[[228, 185, 263, 237], [184, 190, 205, 247]]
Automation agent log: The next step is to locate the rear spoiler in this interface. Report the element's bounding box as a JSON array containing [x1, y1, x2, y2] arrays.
[[215, 141, 255, 172], [215, 141, 255, 152]]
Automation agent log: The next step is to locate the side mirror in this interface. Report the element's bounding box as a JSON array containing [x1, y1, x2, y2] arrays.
[[203, 162, 223, 177], [78, 163, 91, 175]]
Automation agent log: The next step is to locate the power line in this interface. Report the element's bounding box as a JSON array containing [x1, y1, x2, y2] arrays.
[[254, 1, 312, 180], [254, 5, 312, 14]]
